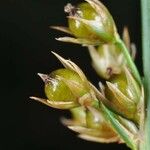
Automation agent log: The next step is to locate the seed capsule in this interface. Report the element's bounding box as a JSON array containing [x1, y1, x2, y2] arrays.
[[68, 3, 100, 40], [44, 68, 89, 103], [70, 107, 86, 126], [105, 68, 141, 121], [62, 106, 119, 143], [66, 1, 117, 44], [86, 108, 104, 129]]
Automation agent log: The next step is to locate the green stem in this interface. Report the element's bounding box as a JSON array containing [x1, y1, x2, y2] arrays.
[[141, 0, 150, 149], [102, 104, 137, 150], [116, 38, 142, 85]]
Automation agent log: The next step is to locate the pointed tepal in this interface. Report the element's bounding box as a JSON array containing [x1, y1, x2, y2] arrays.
[[37, 73, 49, 82]]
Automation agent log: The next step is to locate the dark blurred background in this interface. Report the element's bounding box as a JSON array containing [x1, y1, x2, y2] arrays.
[[0, 0, 141, 149]]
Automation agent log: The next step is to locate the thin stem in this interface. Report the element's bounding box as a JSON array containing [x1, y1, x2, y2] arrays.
[[116, 38, 142, 85], [102, 104, 138, 150], [141, 0, 150, 149]]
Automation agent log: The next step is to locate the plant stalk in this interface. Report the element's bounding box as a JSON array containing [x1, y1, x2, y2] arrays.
[[116, 38, 142, 85], [140, 0, 150, 149]]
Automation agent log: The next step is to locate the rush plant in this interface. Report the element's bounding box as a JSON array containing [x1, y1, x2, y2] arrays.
[[30, 0, 150, 149]]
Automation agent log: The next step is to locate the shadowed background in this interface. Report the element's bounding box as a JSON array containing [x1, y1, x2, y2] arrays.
[[0, 0, 141, 149]]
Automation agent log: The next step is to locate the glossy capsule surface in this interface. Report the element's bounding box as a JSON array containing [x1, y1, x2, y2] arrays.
[[68, 2, 116, 43], [68, 3, 100, 40], [45, 69, 87, 102]]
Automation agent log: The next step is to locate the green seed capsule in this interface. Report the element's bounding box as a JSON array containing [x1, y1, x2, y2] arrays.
[[107, 73, 128, 96], [45, 69, 88, 102], [70, 107, 86, 126], [108, 72, 140, 103], [85, 108, 118, 139], [105, 70, 141, 121], [68, 3, 99, 40], [86, 110, 101, 129], [67, 2, 117, 43]]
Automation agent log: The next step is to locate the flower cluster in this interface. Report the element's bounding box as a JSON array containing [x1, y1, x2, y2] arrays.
[[31, 0, 144, 149]]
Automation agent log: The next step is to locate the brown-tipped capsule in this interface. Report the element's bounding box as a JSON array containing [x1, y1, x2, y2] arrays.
[[64, 1, 117, 45], [44, 69, 91, 105]]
